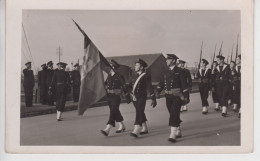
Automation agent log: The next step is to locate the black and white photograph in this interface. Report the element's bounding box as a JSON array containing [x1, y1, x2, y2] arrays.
[[4, 0, 254, 155]]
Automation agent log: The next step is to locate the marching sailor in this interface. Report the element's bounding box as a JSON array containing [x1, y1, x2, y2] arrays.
[[129, 59, 157, 138], [211, 61, 220, 111], [101, 60, 129, 136], [178, 60, 192, 112], [235, 55, 241, 118], [49, 62, 71, 121], [195, 59, 212, 114], [214, 55, 231, 117], [157, 54, 188, 142], [229, 61, 240, 112]]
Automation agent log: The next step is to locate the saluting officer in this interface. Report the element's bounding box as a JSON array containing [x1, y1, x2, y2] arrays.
[[129, 59, 157, 138], [195, 59, 212, 114], [214, 55, 231, 117], [71, 63, 81, 102], [178, 60, 192, 112], [49, 62, 71, 121], [211, 61, 220, 111], [101, 60, 130, 136], [38, 63, 48, 105], [157, 54, 188, 143], [46, 61, 55, 106], [235, 55, 241, 118], [23, 62, 35, 107]]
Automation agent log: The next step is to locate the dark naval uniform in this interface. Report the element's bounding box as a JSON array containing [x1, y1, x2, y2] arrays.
[[196, 68, 212, 107], [105, 73, 125, 127], [130, 72, 156, 126], [38, 66, 48, 105], [211, 67, 219, 104], [71, 69, 81, 102], [157, 66, 188, 127], [181, 68, 192, 105], [214, 64, 231, 108], [231, 66, 241, 108], [23, 68, 35, 107], [46, 68, 55, 105], [50, 69, 70, 112]]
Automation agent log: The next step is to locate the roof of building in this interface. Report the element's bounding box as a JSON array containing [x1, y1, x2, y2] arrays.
[[106, 53, 164, 69]]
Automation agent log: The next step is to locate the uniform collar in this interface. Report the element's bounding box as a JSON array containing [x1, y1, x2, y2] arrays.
[[217, 64, 227, 72], [137, 71, 143, 75], [110, 71, 115, 76], [169, 65, 176, 70], [199, 67, 209, 76]]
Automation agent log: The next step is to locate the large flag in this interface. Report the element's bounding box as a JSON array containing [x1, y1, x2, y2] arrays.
[[73, 20, 110, 115]]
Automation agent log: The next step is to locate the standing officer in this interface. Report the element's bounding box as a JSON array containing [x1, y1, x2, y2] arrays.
[[23, 62, 35, 107], [38, 63, 48, 105], [157, 54, 188, 142], [211, 61, 220, 111], [49, 62, 70, 121], [71, 63, 81, 102], [46, 61, 55, 106], [129, 59, 157, 138], [214, 55, 231, 117], [178, 60, 192, 112], [195, 59, 212, 114], [101, 60, 130, 136]]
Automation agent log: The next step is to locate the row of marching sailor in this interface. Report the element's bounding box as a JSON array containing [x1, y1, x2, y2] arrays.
[[195, 55, 241, 118]]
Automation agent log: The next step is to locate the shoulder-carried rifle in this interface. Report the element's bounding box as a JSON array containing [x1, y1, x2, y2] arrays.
[[211, 43, 217, 69], [219, 41, 223, 56], [198, 41, 203, 70]]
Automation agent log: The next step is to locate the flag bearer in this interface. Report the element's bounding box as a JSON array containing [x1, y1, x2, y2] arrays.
[[49, 62, 71, 121], [178, 60, 192, 112], [214, 55, 231, 117], [195, 59, 212, 114], [101, 60, 129, 136], [71, 63, 81, 102], [23, 62, 35, 107], [129, 59, 157, 138], [157, 54, 188, 143]]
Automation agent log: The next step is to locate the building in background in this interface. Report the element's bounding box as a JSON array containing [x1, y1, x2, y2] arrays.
[[106, 53, 168, 84]]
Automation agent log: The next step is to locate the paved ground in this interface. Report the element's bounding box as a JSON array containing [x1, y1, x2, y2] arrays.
[[20, 93, 240, 146]]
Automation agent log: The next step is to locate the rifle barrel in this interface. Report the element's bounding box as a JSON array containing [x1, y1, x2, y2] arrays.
[[211, 44, 217, 69], [198, 41, 203, 69]]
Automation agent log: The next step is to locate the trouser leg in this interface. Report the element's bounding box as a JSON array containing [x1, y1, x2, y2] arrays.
[[166, 96, 182, 127], [107, 95, 123, 127], [134, 97, 147, 126]]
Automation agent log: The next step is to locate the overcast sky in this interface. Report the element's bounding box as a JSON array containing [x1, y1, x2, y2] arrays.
[[22, 10, 240, 71]]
